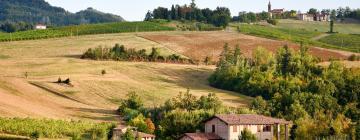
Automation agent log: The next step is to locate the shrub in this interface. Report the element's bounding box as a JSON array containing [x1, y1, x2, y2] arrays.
[[266, 19, 278, 25], [101, 69, 106, 76], [63, 78, 71, 84], [30, 131, 41, 140], [348, 54, 359, 61]]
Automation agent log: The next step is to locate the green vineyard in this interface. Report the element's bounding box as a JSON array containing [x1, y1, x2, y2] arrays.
[[0, 22, 175, 42]]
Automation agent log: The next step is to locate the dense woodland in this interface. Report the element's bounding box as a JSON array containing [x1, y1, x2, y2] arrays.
[[81, 44, 192, 64], [145, 0, 231, 27], [0, 0, 124, 32], [208, 43, 360, 139]]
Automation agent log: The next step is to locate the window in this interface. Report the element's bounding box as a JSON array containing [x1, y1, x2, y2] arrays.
[[212, 125, 215, 133], [257, 125, 261, 132], [233, 125, 237, 132], [263, 125, 271, 132]]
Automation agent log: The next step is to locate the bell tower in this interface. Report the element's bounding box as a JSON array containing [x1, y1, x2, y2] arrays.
[[268, 1, 271, 12]]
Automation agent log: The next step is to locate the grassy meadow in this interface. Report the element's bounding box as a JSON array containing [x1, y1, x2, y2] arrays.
[[276, 19, 360, 34], [233, 19, 360, 52]]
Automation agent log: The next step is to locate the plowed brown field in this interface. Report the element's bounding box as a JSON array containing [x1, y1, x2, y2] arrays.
[[140, 31, 354, 62]]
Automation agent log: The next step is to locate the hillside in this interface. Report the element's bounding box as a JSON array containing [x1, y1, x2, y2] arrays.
[[233, 19, 360, 53], [0, 0, 125, 26], [0, 32, 251, 121]]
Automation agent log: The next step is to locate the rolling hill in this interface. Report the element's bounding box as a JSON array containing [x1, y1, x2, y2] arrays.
[[0, 32, 251, 121], [0, 0, 125, 26]]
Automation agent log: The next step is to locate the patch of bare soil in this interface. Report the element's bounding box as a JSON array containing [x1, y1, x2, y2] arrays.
[[140, 31, 351, 62]]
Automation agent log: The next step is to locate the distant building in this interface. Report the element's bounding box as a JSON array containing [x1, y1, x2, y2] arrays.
[[35, 24, 47, 30], [112, 125, 155, 140], [297, 13, 330, 22], [268, 1, 285, 19], [180, 114, 292, 140]]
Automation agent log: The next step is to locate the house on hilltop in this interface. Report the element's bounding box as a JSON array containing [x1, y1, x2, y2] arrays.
[[180, 114, 292, 140]]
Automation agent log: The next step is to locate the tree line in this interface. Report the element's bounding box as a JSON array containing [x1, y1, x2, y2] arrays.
[[145, 0, 231, 27], [209, 43, 360, 139], [0, 22, 34, 33], [81, 44, 192, 64], [308, 7, 360, 21]]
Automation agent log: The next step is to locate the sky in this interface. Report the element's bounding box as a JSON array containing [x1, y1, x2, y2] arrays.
[[45, 0, 360, 21]]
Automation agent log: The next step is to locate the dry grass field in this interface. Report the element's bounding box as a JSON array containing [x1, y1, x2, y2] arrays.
[[0, 32, 251, 122], [140, 31, 355, 62]]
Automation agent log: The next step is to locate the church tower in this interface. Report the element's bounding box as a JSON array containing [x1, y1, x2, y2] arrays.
[[268, 1, 271, 12]]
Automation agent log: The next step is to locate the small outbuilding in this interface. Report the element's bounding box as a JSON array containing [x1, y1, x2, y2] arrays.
[[35, 24, 47, 30]]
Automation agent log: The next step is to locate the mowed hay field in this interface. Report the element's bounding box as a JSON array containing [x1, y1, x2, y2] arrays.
[[277, 19, 360, 34], [140, 31, 354, 62], [0, 32, 251, 121]]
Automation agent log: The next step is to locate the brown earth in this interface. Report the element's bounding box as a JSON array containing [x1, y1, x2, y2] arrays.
[[139, 31, 353, 62]]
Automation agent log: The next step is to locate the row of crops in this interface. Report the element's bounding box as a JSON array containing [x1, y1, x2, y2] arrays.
[[319, 34, 360, 52], [0, 21, 175, 42]]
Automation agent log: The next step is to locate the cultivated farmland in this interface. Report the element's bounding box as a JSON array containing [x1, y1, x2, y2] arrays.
[[140, 31, 354, 62]]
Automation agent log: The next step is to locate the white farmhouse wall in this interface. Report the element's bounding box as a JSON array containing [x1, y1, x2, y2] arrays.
[[205, 118, 229, 140]]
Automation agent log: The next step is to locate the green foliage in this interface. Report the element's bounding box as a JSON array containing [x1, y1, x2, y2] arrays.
[[30, 131, 41, 140], [239, 129, 257, 140], [0, 22, 33, 33], [0, 118, 115, 139], [81, 44, 192, 64], [348, 54, 360, 61], [209, 43, 360, 138], [118, 90, 228, 139], [121, 129, 135, 140], [267, 19, 278, 25], [0, 22, 175, 42], [150, 1, 231, 27], [119, 92, 144, 113]]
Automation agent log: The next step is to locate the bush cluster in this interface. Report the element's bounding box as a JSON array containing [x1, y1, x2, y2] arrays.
[[266, 19, 278, 25], [81, 44, 193, 64]]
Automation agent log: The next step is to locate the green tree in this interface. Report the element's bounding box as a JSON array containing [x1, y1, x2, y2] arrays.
[[308, 8, 318, 15], [122, 129, 135, 140], [144, 10, 153, 21], [330, 20, 334, 33], [239, 129, 257, 140]]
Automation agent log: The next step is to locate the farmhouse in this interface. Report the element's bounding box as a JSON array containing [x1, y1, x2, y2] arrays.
[[297, 13, 330, 22], [35, 24, 47, 30], [180, 114, 291, 140], [112, 125, 156, 140], [267, 1, 285, 19]]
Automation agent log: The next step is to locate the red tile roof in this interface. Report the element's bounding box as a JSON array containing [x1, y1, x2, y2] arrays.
[[181, 133, 223, 140], [208, 114, 291, 125]]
